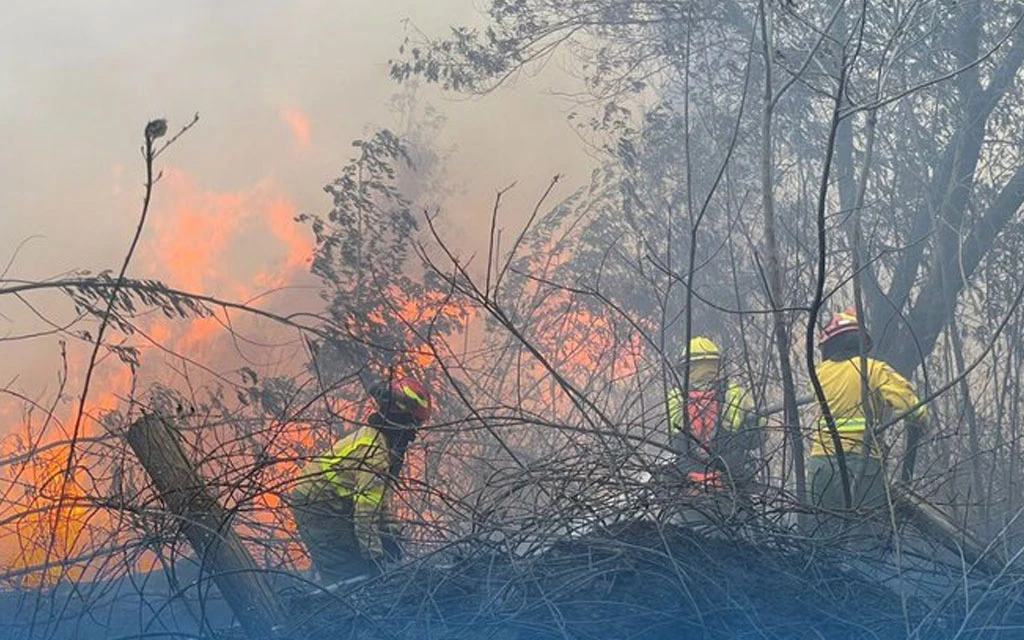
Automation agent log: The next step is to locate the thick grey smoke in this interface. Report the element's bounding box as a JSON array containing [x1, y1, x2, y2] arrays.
[[0, 1, 594, 402]]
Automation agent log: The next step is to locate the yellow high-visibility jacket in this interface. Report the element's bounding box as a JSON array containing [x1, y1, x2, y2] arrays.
[[811, 357, 927, 458], [299, 425, 391, 559]]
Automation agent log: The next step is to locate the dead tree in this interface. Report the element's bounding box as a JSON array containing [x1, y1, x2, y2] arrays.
[[125, 414, 287, 639]]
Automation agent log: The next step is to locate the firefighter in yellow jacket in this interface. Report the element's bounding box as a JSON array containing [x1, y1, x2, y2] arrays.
[[667, 337, 762, 487], [810, 307, 927, 520], [289, 376, 431, 583]]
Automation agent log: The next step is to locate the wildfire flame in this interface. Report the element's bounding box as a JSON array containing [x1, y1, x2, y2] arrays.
[[0, 149, 647, 591], [0, 362, 133, 587], [279, 107, 312, 150], [0, 165, 317, 585]]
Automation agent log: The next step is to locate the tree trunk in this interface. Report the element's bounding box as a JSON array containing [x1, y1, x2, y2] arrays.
[[125, 414, 287, 638], [759, 0, 806, 511]]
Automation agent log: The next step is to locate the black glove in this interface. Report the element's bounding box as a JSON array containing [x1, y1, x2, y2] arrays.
[[902, 418, 925, 482]]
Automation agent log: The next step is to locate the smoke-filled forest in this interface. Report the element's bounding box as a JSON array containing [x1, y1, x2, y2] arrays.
[[4, 2, 1024, 639]]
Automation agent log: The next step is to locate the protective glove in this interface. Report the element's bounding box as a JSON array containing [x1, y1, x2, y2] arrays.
[[901, 416, 925, 482]]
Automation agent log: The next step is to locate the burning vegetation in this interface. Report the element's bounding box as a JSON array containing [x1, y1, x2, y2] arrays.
[[7, 2, 1024, 639]]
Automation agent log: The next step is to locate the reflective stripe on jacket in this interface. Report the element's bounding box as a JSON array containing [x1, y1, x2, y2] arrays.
[[301, 425, 391, 559], [811, 357, 926, 457]]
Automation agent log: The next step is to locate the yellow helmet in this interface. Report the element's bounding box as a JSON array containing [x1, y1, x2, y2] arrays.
[[682, 336, 721, 363]]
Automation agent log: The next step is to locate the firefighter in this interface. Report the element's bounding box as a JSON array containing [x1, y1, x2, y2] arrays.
[[810, 307, 927, 529], [667, 336, 762, 489], [288, 375, 431, 584]]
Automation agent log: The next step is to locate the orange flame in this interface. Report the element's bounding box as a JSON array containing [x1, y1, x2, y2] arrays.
[[279, 107, 312, 149], [151, 170, 247, 293], [1, 166, 320, 584], [0, 360, 134, 586], [1, 445, 88, 587], [2, 145, 651, 589]]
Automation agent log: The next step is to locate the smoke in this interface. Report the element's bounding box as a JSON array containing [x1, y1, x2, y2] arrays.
[[0, 1, 595, 406]]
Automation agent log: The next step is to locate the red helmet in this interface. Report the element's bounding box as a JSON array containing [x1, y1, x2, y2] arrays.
[[819, 306, 870, 346], [370, 376, 432, 424]]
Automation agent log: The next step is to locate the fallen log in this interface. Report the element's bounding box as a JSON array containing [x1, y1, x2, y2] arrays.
[[126, 414, 287, 639], [894, 482, 1009, 575]]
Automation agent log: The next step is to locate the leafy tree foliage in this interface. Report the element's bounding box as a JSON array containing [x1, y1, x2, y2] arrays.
[[298, 128, 468, 393]]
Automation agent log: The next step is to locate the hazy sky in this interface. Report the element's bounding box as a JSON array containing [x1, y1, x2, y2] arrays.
[[0, 2, 594, 408]]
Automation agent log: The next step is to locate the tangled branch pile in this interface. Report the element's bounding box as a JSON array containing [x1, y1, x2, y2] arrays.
[[258, 519, 942, 640]]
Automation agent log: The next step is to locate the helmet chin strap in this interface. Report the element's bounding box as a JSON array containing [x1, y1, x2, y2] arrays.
[[369, 414, 417, 481], [381, 410, 418, 428]]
